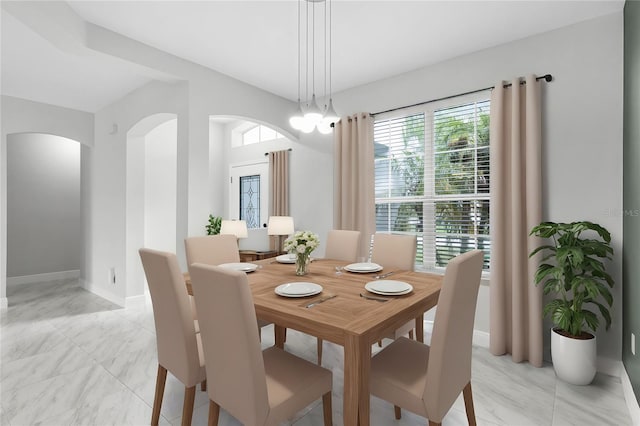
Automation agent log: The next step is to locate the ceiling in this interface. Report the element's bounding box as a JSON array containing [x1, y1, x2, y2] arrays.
[[1, 1, 625, 113]]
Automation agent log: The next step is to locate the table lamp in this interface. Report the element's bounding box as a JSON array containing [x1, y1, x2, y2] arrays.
[[267, 216, 294, 253], [220, 219, 248, 240]]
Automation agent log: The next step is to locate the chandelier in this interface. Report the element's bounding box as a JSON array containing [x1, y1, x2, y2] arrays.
[[289, 0, 339, 134]]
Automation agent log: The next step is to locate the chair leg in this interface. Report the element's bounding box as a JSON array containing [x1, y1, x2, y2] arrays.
[[317, 338, 323, 365], [208, 400, 220, 426], [181, 386, 196, 426], [151, 365, 167, 426], [322, 391, 333, 426], [394, 405, 401, 419], [201, 379, 207, 392], [408, 329, 415, 340], [463, 382, 477, 426], [378, 340, 383, 347]]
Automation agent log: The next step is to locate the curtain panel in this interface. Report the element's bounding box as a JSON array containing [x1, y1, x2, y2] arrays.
[[489, 75, 544, 367], [268, 150, 290, 252], [333, 113, 375, 259]]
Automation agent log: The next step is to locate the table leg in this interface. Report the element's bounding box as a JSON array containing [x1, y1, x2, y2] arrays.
[[275, 325, 286, 349], [344, 333, 371, 426], [415, 313, 424, 343]]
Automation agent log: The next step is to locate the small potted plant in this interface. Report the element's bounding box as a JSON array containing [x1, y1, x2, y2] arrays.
[[206, 215, 222, 235], [529, 221, 614, 385]]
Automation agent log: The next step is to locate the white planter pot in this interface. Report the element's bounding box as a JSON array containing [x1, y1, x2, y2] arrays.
[[551, 328, 596, 385]]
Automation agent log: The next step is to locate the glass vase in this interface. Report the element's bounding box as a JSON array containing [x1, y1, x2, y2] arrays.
[[296, 252, 310, 276]]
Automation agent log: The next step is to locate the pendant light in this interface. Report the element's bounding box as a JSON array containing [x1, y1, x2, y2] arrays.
[[290, 0, 339, 133]]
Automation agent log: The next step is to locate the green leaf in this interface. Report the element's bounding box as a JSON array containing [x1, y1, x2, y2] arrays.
[[530, 220, 614, 335], [582, 309, 599, 334], [529, 245, 557, 259], [534, 263, 557, 285]]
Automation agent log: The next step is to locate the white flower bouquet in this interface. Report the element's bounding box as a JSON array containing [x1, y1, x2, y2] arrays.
[[284, 230, 320, 256]]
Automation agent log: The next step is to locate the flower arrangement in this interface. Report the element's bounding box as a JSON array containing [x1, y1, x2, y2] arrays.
[[284, 230, 320, 255], [284, 231, 320, 275]]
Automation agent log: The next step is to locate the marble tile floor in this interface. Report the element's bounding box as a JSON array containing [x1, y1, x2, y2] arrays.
[[0, 278, 632, 426]]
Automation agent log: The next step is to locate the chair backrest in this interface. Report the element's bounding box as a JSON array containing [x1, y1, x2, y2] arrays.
[[423, 250, 484, 422], [189, 263, 270, 425], [139, 248, 202, 386], [325, 229, 361, 262], [184, 234, 240, 267], [370, 233, 417, 271]]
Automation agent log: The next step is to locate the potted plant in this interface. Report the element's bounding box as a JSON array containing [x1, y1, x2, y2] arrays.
[[529, 221, 614, 385], [206, 215, 222, 235]]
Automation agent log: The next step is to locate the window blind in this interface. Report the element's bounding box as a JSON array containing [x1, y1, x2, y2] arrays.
[[374, 98, 491, 271]]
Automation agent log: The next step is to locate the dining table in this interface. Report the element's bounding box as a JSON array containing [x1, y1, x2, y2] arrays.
[[185, 258, 442, 426]]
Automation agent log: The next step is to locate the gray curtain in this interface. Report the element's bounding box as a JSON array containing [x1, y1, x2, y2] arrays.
[[268, 150, 289, 252], [489, 75, 544, 367], [333, 113, 375, 259]]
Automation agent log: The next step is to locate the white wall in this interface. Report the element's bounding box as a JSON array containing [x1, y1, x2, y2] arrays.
[[144, 119, 177, 253], [6, 133, 81, 277], [91, 82, 186, 306], [1, 96, 94, 308], [91, 78, 300, 305], [334, 13, 624, 363]]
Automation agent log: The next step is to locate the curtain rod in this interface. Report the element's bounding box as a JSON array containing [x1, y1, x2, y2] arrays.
[[371, 74, 552, 116], [264, 148, 292, 156]]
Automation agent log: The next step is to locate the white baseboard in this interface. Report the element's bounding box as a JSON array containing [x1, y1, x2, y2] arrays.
[[621, 364, 640, 426], [597, 357, 622, 377], [423, 320, 490, 349], [80, 279, 125, 307], [0, 297, 7, 310], [7, 270, 80, 285], [125, 294, 147, 309], [473, 329, 491, 348]]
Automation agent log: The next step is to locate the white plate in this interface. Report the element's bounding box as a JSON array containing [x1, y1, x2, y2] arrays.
[[365, 280, 413, 296], [344, 262, 383, 273], [219, 262, 259, 272], [275, 282, 323, 298], [276, 254, 297, 264]]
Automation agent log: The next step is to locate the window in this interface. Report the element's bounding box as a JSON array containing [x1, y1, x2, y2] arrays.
[[374, 95, 490, 271], [239, 174, 261, 229], [229, 162, 268, 230], [241, 125, 283, 145]]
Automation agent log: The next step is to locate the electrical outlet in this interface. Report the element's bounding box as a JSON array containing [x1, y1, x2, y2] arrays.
[[632, 333, 636, 356]]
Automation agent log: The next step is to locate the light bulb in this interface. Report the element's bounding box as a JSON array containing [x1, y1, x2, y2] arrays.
[[299, 120, 315, 133], [290, 115, 305, 130], [317, 121, 333, 134], [289, 104, 305, 130], [322, 98, 339, 125], [303, 94, 323, 125]]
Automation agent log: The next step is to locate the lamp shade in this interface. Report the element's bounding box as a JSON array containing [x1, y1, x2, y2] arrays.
[[267, 216, 294, 236], [220, 220, 248, 239]]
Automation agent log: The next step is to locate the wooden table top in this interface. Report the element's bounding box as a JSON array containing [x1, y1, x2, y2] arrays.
[[185, 258, 442, 345]]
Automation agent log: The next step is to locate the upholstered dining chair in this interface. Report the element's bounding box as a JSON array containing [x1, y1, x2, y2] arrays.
[[184, 234, 241, 266], [189, 263, 334, 426], [324, 229, 361, 262], [184, 234, 272, 335], [315, 229, 362, 364], [371, 233, 418, 341], [139, 248, 206, 426], [369, 249, 484, 426]]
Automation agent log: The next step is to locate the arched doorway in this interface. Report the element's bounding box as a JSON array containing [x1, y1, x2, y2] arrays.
[[126, 113, 177, 300], [209, 116, 294, 251], [6, 133, 82, 284]]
